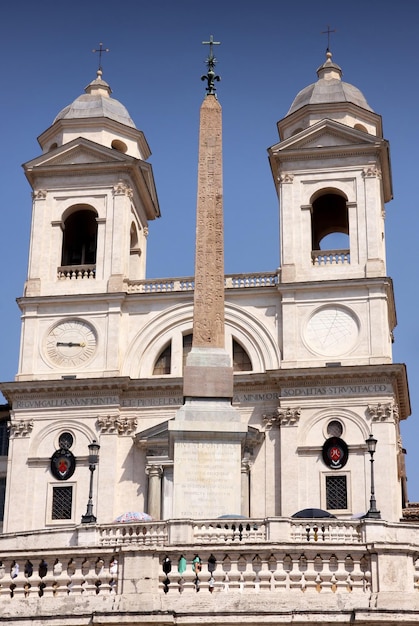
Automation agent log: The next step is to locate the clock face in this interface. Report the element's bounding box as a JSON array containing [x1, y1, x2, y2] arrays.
[[45, 319, 97, 367], [304, 306, 359, 357]]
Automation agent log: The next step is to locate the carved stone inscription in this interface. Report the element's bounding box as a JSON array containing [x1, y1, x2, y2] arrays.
[[192, 96, 225, 348], [173, 440, 241, 518]]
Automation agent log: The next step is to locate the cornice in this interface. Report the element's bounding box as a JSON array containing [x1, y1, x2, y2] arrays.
[[2, 365, 409, 421]]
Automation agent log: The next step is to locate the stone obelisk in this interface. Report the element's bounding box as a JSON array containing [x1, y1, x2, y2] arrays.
[[169, 37, 246, 519]]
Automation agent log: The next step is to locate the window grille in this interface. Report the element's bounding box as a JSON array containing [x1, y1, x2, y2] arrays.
[[52, 486, 73, 520], [326, 475, 347, 510], [327, 420, 343, 438]]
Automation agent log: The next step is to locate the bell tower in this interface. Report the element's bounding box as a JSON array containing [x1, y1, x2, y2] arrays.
[[269, 51, 394, 369], [17, 69, 160, 381]]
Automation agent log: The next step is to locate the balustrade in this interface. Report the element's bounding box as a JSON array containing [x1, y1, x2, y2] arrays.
[[127, 272, 278, 294], [312, 250, 350, 266], [57, 265, 96, 279], [0, 554, 118, 598], [158, 550, 371, 595], [100, 522, 168, 546]]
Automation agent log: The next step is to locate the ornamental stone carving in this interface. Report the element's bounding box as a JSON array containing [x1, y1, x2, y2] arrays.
[[97, 415, 137, 435], [32, 190, 47, 200], [362, 166, 382, 179], [8, 420, 34, 438], [277, 407, 301, 426], [145, 464, 163, 478], [113, 181, 133, 198], [262, 412, 279, 429], [263, 407, 301, 428], [367, 402, 399, 422], [279, 173, 294, 184]]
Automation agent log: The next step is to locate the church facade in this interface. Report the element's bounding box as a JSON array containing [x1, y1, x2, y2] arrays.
[[0, 47, 417, 624]]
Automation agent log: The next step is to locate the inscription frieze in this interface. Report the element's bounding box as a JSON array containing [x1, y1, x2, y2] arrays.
[[14, 396, 119, 410], [282, 383, 392, 397]]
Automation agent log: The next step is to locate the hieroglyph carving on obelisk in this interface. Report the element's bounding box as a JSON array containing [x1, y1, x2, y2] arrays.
[[192, 94, 225, 348]]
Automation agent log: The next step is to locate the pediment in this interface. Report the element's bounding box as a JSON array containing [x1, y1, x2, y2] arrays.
[[271, 119, 380, 154], [24, 137, 133, 170]]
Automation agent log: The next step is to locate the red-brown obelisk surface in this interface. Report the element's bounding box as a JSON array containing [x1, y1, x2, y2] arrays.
[[183, 93, 233, 398], [193, 94, 225, 348]]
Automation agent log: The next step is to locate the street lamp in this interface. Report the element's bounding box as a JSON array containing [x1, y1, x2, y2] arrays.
[[364, 433, 381, 519], [81, 440, 100, 524]]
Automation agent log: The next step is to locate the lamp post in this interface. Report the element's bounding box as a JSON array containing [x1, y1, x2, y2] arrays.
[[81, 440, 100, 524], [364, 433, 381, 519]]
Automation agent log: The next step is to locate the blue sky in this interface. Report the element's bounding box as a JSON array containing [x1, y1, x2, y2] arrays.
[[1, 0, 419, 499]]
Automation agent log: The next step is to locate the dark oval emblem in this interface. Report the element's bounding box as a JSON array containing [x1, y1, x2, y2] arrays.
[[50, 448, 76, 480], [322, 437, 348, 470]]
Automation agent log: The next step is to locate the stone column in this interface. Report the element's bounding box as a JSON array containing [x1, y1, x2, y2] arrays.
[[241, 456, 252, 517], [146, 464, 163, 520]]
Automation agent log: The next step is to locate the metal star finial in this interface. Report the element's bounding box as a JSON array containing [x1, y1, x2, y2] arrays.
[[201, 35, 221, 96]]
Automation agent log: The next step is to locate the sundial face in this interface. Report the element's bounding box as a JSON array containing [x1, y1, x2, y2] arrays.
[[304, 306, 359, 357]]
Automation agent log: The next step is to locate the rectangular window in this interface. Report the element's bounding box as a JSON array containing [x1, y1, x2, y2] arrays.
[[326, 475, 347, 510], [52, 486, 73, 520], [0, 476, 6, 522], [0, 421, 9, 457]]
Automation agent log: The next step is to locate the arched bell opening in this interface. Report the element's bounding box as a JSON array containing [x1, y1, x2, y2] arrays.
[[310, 191, 350, 265], [59, 206, 98, 279]]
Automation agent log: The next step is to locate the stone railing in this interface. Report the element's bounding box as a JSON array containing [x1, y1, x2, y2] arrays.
[[96, 518, 362, 547], [99, 522, 168, 546], [57, 264, 96, 280], [289, 520, 362, 543], [126, 272, 279, 294], [158, 548, 372, 595], [312, 250, 350, 266], [0, 551, 118, 599], [1, 519, 419, 604], [193, 520, 267, 543]]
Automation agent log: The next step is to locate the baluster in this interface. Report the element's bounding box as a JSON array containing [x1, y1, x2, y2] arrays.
[[52, 558, 68, 597], [313, 554, 323, 593], [236, 555, 247, 592], [222, 555, 231, 592], [328, 554, 339, 592], [82, 558, 96, 595], [303, 556, 317, 593], [258, 557, 272, 592], [282, 554, 293, 590], [227, 554, 242, 591]]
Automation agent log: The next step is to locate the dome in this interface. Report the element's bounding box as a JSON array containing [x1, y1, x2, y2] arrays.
[[287, 52, 373, 115], [53, 70, 136, 128]]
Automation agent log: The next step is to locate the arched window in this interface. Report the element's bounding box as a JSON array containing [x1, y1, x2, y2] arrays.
[[61, 208, 98, 267], [129, 222, 142, 280], [153, 343, 172, 375], [152, 333, 252, 377], [311, 192, 349, 252], [354, 123, 368, 133], [233, 339, 252, 371], [182, 333, 193, 371]]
